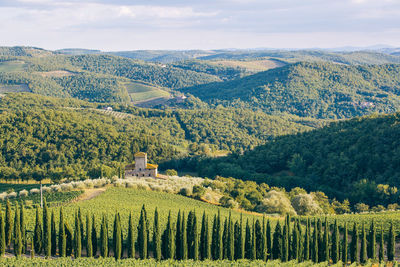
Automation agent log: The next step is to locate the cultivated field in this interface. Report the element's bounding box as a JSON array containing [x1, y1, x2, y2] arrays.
[[210, 59, 286, 72], [125, 81, 170, 102], [0, 60, 26, 72]]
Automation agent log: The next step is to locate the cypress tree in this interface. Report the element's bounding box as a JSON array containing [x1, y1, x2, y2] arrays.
[[181, 212, 187, 260], [153, 209, 161, 261], [296, 218, 303, 262], [164, 211, 175, 259], [222, 218, 228, 259], [113, 213, 122, 260], [74, 213, 81, 258], [272, 221, 282, 260], [187, 211, 195, 259], [322, 218, 329, 262], [78, 208, 84, 249], [30, 236, 34, 258], [368, 219, 376, 260], [91, 214, 97, 257], [303, 218, 310, 261], [127, 212, 135, 258], [175, 211, 182, 260], [211, 214, 218, 260], [0, 211, 5, 256], [58, 208, 66, 257], [86, 214, 93, 257], [312, 219, 318, 263], [192, 213, 199, 261], [19, 204, 26, 254], [100, 215, 108, 258], [137, 205, 147, 259], [33, 206, 42, 254], [292, 220, 299, 261], [238, 214, 245, 260], [51, 211, 56, 256], [200, 212, 210, 260], [360, 222, 367, 263], [317, 218, 323, 262], [244, 219, 252, 259], [350, 222, 358, 263], [332, 219, 339, 263], [262, 217, 267, 261], [342, 222, 348, 265], [43, 198, 51, 258], [282, 220, 289, 262], [251, 219, 256, 260], [266, 219, 272, 260], [387, 222, 395, 262], [234, 221, 240, 260], [379, 224, 384, 262], [255, 219, 263, 260], [13, 204, 22, 257], [5, 200, 12, 248], [65, 222, 73, 256], [216, 210, 222, 260]]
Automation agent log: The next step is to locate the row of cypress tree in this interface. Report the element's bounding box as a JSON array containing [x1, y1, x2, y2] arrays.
[[0, 200, 397, 262]]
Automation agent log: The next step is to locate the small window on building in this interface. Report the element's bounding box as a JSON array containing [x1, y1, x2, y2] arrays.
[[139, 168, 141, 171], [149, 174, 151, 177], [142, 174, 145, 177]]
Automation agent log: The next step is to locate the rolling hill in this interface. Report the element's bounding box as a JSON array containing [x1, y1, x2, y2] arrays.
[[183, 62, 400, 119]]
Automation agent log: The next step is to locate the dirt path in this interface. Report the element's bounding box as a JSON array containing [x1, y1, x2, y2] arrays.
[[71, 187, 107, 203]]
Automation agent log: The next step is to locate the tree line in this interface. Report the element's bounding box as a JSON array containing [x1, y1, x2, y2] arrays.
[[0, 200, 397, 263]]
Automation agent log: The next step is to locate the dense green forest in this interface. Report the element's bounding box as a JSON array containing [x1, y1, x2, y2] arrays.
[[168, 112, 400, 207], [0, 94, 314, 180], [184, 62, 400, 119]]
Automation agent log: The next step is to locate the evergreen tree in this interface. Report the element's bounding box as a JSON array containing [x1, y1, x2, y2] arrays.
[[360, 222, 367, 263], [175, 211, 182, 260], [387, 222, 395, 262], [216, 211, 222, 260], [367, 219, 376, 260], [113, 213, 122, 260], [322, 218, 329, 262], [164, 211, 175, 259], [262, 217, 267, 261], [342, 222, 348, 265], [187, 211, 195, 259], [211, 214, 218, 260], [0, 211, 5, 256], [291, 220, 299, 261], [43, 198, 51, 258], [33, 206, 42, 254], [65, 222, 73, 256], [379, 224, 384, 262], [91, 214, 97, 257], [255, 219, 263, 260], [13, 204, 22, 257], [350, 222, 358, 263], [58, 208, 66, 257], [74, 213, 81, 258], [272, 221, 282, 260], [127, 212, 135, 259], [51, 211, 56, 256], [77, 208, 84, 249], [137, 205, 147, 259], [5, 200, 12, 248], [317, 219, 323, 262], [153, 209, 161, 261], [19, 204, 26, 254], [222, 218, 228, 259], [86, 214, 93, 257], [181, 212, 187, 260], [312, 219, 318, 263], [296, 219, 303, 262], [282, 220, 289, 262], [266, 219, 272, 260], [332, 219, 339, 263], [30, 236, 34, 259], [192, 213, 199, 261], [100, 215, 108, 258], [303, 218, 310, 261], [200, 212, 210, 260], [244, 219, 252, 259], [251, 219, 256, 260]]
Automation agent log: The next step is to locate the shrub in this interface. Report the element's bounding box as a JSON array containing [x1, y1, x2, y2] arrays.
[[355, 203, 369, 213], [192, 185, 205, 199], [219, 196, 238, 208], [371, 205, 385, 212], [291, 193, 322, 215], [61, 183, 74, 192], [165, 169, 178, 176], [256, 190, 297, 216], [387, 203, 400, 211], [0, 192, 7, 200], [7, 192, 17, 198], [42, 186, 52, 193], [19, 189, 29, 197], [30, 188, 40, 195], [178, 187, 192, 196]]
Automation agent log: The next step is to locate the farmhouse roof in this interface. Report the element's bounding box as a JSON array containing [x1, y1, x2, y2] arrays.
[[146, 163, 158, 170]]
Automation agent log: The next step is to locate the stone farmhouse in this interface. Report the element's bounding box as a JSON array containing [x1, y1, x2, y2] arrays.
[[125, 152, 158, 178]]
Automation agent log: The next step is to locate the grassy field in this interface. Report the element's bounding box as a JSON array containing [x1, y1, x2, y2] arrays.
[[0, 60, 26, 72], [125, 81, 170, 102], [210, 59, 286, 72]]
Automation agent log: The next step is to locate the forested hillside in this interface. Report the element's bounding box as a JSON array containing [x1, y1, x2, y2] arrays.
[[184, 62, 400, 119], [173, 112, 400, 207]]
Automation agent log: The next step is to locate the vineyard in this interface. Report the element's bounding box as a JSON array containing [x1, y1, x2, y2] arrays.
[[0, 186, 397, 266]]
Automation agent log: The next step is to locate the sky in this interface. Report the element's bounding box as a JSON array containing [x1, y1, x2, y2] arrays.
[[0, 0, 400, 51]]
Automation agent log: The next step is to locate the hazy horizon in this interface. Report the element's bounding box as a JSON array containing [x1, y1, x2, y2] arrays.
[[1, 0, 400, 51]]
